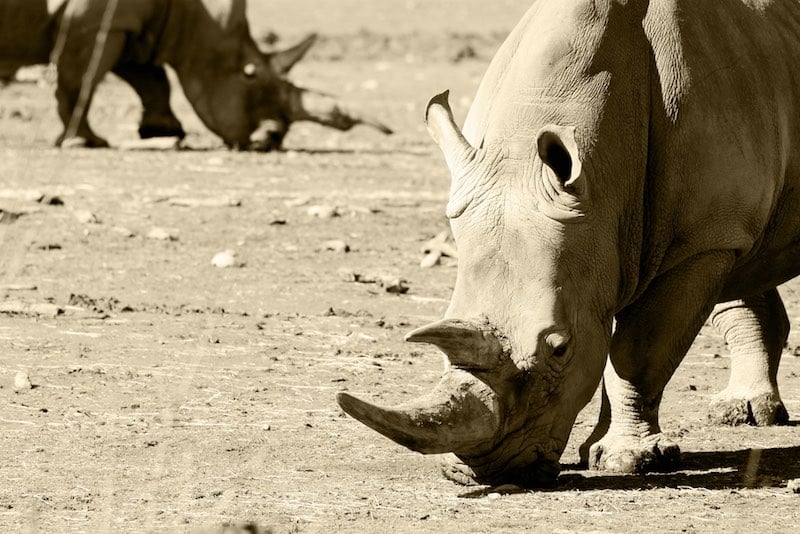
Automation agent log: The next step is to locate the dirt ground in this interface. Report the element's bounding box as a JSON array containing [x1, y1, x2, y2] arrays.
[[1, 1, 799, 533]]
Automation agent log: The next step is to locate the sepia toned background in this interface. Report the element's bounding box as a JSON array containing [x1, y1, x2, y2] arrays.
[[1, 1, 798, 532]]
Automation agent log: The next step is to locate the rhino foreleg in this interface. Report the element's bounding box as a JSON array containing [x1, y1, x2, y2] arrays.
[[584, 251, 736, 473], [113, 63, 185, 140], [708, 289, 789, 426], [55, 31, 127, 148]]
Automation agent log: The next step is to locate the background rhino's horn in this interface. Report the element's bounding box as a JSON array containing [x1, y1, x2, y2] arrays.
[[269, 33, 318, 75], [288, 87, 393, 134], [425, 90, 476, 173], [405, 319, 503, 370], [336, 376, 499, 455]]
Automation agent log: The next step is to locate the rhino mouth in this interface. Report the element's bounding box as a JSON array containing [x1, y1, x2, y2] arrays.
[[337, 318, 564, 487]]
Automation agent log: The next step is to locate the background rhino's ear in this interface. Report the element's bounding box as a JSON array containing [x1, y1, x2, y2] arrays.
[[536, 125, 582, 186], [269, 33, 318, 76], [425, 90, 475, 174]]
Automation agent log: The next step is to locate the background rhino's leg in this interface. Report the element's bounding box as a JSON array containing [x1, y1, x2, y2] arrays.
[[707, 289, 789, 426], [55, 32, 126, 148], [586, 251, 736, 474], [112, 63, 185, 140]]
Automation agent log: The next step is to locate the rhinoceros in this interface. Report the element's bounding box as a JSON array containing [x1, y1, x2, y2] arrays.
[[338, 0, 795, 486], [0, 0, 391, 149]]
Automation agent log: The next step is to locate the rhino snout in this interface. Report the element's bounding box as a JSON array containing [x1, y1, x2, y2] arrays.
[[246, 120, 287, 152]]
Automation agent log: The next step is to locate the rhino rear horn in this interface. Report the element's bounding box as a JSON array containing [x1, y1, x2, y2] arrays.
[[336, 374, 499, 455], [269, 33, 317, 75], [425, 90, 476, 174], [405, 318, 503, 370]]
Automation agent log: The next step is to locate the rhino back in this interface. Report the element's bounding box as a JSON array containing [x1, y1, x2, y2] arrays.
[[0, 0, 66, 65], [644, 0, 800, 286]]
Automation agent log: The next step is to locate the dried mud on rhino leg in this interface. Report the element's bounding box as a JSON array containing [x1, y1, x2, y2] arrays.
[[112, 62, 185, 140], [55, 31, 126, 148], [708, 288, 790, 426], [586, 250, 736, 474]]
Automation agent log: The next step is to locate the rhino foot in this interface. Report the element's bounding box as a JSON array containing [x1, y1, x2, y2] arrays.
[[587, 434, 680, 473], [57, 135, 110, 149], [708, 391, 789, 426]]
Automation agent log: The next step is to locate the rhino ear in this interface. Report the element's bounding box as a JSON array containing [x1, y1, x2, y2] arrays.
[[269, 33, 317, 76], [536, 125, 582, 186]]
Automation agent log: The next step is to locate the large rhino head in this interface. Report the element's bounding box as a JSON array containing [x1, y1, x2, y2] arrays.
[[338, 0, 651, 486], [172, 0, 391, 150]]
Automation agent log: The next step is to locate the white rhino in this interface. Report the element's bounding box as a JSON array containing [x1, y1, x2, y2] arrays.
[[338, 0, 794, 486]]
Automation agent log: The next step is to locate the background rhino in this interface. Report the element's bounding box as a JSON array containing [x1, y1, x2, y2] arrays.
[[339, 0, 796, 486], [0, 0, 391, 149]]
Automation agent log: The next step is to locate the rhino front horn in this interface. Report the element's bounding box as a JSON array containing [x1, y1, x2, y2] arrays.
[[336, 372, 500, 455], [288, 87, 393, 135], [405, 318, 503, 370]]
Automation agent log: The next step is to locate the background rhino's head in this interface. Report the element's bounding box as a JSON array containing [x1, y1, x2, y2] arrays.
[[175, 0, 391, 151], [338, 0, 651, 486]]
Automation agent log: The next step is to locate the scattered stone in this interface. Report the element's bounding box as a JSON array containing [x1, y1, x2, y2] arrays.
[[146, 228, 178, 241], [167, 196, 241, 208], [0, 189, 45, 202], [321, 239, 350, 253], [119, 137, 181, 151], [307, 205, 340, 219], [789, 478, 800, 494], [284, 196, 311, 208], [73, 210, 100, 224], [35, 242, 62, 250], [337, 268, 409, 294], [29, 303, 62, 317], [13, 371, 32, 391], [39, 194, 64, 206], [0, 209, 23, 224], [112, 226, 136, 238], [0, 283, 37, 291], [420, 230, 458, 268], [211, 250, 241, 268]]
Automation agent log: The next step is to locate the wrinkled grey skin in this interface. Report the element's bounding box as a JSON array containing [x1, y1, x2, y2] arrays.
[[339, 0, 795, 487], [0, 0, 391, 149]]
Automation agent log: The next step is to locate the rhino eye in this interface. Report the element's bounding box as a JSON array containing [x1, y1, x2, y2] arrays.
[[243, 63, 257, 78]]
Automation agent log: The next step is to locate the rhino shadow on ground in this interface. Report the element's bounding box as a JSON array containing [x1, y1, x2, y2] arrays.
[[458, 445, 800, 495]]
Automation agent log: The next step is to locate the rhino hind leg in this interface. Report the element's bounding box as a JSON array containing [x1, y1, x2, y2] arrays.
[[708, 289, 790, 426], [55, 32, 127, 148], [113, 63, 185, 140]]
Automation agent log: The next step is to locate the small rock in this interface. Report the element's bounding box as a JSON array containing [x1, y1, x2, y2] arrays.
[[112, 226, 136, 238], [419, 250, 442, 269], [307, 205, 339, 219], [73, 210, 100, 224], [379, 276, 409, 294], [337, 267, 358, 282], [211, 250, 240, 268], [0, 283, 37, 291], [29, 303, 62, 317], [789, 478, 800, 494], [146, 228, 178, 241], [167, 196, 241, 208], [284, 196, 311, 208], [321, 239, 350, 253], [119, 137, 181, 151], [13, 371, 32, 391], [39, 194, 64, 206]]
